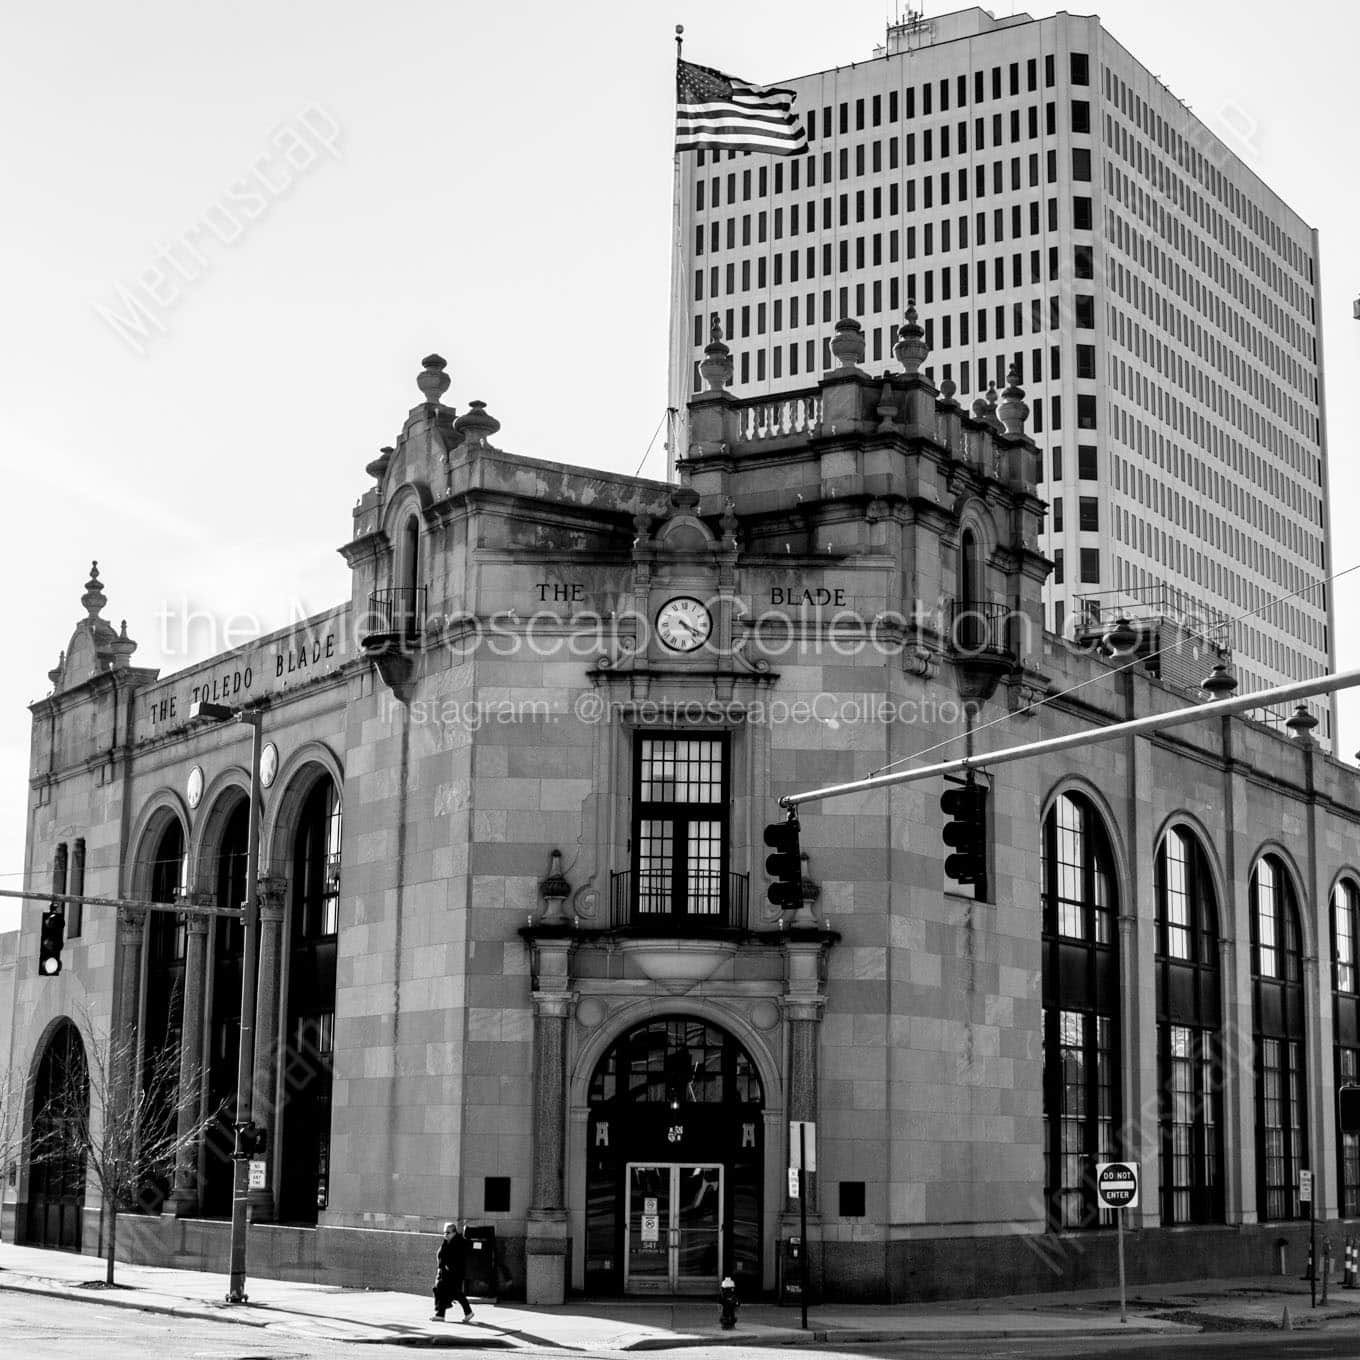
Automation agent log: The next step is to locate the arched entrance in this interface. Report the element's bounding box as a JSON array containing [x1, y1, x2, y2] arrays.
[[25, 1020, 88, 1250], [585, 1017, 763, 1296]]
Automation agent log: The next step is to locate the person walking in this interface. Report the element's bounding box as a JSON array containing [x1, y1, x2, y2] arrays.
[[431, 1221, 475, 1322]]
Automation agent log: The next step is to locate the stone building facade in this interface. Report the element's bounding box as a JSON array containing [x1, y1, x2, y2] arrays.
[[5, 318, 1360, 1302]]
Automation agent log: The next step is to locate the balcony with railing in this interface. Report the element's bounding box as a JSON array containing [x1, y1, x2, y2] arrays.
[[360, 586, 428, 700], [944, 598, 1015, 658], [365, 586, 428, 639], [608, 869, 750, 933]]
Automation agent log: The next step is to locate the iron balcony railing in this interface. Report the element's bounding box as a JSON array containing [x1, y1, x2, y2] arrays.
[[609, 870, 750, 932], [366, 586, 428, 637], [945, 598, 1014, 657]]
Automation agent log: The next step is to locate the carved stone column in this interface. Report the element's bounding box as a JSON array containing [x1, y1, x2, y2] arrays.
[[165, 908, 210, 1216], [524, 930, 574, 1306], [110, 906, 147, 1120], [247, 874, 288, 1222]]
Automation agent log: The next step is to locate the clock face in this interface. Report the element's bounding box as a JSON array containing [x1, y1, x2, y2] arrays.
[[186, 765, 204, 810], [656, 596, 713, 652], [260, 741, 279, 789]]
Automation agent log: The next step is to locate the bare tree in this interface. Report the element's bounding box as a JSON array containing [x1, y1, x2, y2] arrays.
[[35, 1014, 220, 1285], [0, 1062, 31, 1248]]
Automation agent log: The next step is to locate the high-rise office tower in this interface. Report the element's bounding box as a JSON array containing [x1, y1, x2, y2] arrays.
[[674, 6, 1333, 739]]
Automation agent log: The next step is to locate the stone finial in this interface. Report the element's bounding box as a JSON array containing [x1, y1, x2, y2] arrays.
[[830, 317, 866, 370], [1286, 704, 1319, 745], [1201, 661, 1238, 698], [48, 649, 65, 688], [539, 849, 571, 924], [892, 299, 929, 376], [984, 378, 1000, 429], [938, 376, 958, 405], [970, 394, 990, 421], [82, 561, 107, 620], [109, 619, 138, 668], [452, 399, 500, 448], [720, 498, 739, 547], [416, 353, 451, 405], [699, 312, 733, 391], [366, 446, 394, 481], [997, 366, 1029, 436]]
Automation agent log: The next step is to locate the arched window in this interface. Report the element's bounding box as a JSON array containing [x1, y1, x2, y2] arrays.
[[1251, 855, 1307, 1221], [280, 774, 341, 1224], [398, 514, 421, 631], [1155, 827, 1223, 1224], [1042, 791, 1119, 1229], [959, 528, 979, 610], [201, 798, 249, 1218], [26, 1020, 88, 1249], [1333, 878, 1360, 1215]]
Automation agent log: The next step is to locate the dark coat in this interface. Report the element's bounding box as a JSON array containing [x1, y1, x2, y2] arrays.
[[437, 1232, 468, 1282]]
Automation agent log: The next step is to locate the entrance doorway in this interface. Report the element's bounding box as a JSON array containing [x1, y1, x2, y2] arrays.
[[585, 1018, 763, 1297], [625, 1163, 723, 1293]]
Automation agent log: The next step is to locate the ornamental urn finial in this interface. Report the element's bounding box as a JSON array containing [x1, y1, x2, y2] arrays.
[[892, 299, 929, 376], [699, 312, 734, 391], [997, 365, 1029, 435], [452, 400, 500, 448], [81, 561, 107, 620], [830, 316, 866, 370], [417, 353, 451, 405]]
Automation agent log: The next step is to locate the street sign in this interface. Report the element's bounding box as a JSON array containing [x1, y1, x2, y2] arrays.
[[789, 1121, 817, 1171], [788, 1167, 800, 1198], [1095, 1161, 1139, 1211], [247, 1159, 266, 1191], [1300, 1170, 1313, 1202]]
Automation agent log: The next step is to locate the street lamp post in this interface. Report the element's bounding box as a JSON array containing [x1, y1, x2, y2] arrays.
[[190, 700, 263, 1305]]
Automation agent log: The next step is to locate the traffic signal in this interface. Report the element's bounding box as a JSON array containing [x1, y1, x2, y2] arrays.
[[940, 777, 987, 887], [764, 816, 803, 911], [236, 1121, 268, 1158], [39, 907, 65, 977]]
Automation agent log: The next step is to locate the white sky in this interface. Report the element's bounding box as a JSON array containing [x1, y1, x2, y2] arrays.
[[2, 0, 1358, 933]]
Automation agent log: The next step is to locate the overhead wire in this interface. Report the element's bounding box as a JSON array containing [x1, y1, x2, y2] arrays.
[[869, 559, 1360, 779]]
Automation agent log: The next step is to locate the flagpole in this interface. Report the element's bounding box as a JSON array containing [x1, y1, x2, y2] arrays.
[[666, 23, 687, 482]]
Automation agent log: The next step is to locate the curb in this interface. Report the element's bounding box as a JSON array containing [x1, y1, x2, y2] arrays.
[[0, 1279, 513, 1348], [620, 1322, 1184, 1349]]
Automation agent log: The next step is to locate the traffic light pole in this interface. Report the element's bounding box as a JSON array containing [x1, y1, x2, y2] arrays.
[[226, 710, 264, 1304], [0, 887, 242, 918], [781, 668, 1360, 809]]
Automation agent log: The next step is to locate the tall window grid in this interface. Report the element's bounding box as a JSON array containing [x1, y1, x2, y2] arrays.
[[633, 736, 729, 920], [1155, 828, 1223, 1224], [1251, 856, 1307, 1221], [1333, 879, 1360, 1215], [1042, 792, 1119, 1229]]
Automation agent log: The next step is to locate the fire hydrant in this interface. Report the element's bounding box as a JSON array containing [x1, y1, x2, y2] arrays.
[[719, 1275, 739, 1330]]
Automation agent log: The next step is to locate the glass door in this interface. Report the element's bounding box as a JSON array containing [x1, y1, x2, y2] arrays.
[[625, 1162, 723, 1293], [625, 1164, 672, 1290], [674, 1164, 722, 1292]]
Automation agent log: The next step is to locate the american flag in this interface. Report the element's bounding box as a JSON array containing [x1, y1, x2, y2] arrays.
[[675, 58, 808, 157]]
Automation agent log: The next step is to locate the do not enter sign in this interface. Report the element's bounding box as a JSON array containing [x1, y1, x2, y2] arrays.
[[1095, 1161, 1140, 1210]]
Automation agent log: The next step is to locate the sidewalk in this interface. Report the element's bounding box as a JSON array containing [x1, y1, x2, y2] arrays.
[[3, 1242, 1360, 1349]]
